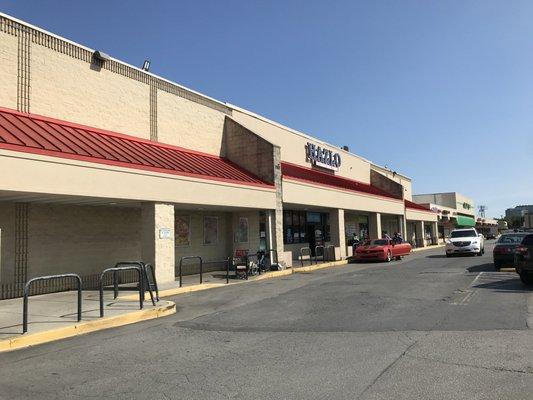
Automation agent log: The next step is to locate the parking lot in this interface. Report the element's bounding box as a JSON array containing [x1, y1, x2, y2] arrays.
[[0, 242, 532, 399]]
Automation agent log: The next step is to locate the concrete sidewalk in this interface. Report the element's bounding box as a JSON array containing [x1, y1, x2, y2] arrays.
[[0, 290, 175, 352]]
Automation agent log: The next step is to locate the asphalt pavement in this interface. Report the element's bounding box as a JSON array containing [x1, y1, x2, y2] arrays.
[[0, 242, 532, 399]]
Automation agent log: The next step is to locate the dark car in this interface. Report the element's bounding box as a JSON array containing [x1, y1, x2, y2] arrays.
[[514, 234, 533, 285], [493, 233, 529, 270], [486, 232, 496, 240]]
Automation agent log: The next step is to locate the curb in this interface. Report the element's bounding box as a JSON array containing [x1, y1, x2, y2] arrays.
[[294, 260, 348, 273], [412, 244, 445, 253], [0, 301, 176, 353]]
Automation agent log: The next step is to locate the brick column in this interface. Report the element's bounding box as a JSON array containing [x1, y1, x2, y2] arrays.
[[141, 203, 175, 284], [329, 209, 346, 259], [415, 220, 426, 248], [369, 212, 382, 239]]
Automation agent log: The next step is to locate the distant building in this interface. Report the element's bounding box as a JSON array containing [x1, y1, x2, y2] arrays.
[[505, 205, 533, 219]]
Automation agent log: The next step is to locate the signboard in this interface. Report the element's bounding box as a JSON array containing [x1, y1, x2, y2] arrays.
[[159, 228, 172, 240], [306, 142, 341, 171]]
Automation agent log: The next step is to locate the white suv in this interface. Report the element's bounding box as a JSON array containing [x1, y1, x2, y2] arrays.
[[445, 228, 485, 257]]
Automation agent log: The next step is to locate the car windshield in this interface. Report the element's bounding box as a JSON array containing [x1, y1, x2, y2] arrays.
[[497, 234, 525, 244], [451, 230, 477, 238], [369, 239, 388, 246]]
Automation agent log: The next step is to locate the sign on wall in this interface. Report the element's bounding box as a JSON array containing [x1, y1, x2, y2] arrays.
[[234, 217, 249, 243], [175, 216, 190, 246], [203, 216, 218, 245], [306, 142, 342, 172]]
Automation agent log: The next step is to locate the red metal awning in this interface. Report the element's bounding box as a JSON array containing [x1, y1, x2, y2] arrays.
[[0, 107, 272, 188], [405, 199, 434, 212], [281, 162, 401, 200]]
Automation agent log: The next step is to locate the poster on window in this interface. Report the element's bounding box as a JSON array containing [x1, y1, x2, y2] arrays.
[[233, 217, 249, 243], [175, 216, 190, 246], [203, 216, 218, 245]]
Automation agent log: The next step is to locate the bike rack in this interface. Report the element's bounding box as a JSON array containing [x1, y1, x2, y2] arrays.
[[99, 266, 143, 317], [110, 261, 157, 305], [315, 245, 325, 263], [178, 256, 203, 287], [23, 273, 82, 334], [326, 245, 336, 262], [226, 257, 231, 284], [299, 247, 313, 267]]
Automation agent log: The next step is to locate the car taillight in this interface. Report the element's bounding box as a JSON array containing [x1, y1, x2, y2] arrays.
[[516, 246, 528, 254]]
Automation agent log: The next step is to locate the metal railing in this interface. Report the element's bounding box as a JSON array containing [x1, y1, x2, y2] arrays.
[[315, 245, 325, 263], [178, 256, 203, 287], [111, 261, 157, 304], [99, 266, 143, 317], [23, 274, 82, 334], [326, 245, 336, 262], [299, 247, 313, 267]]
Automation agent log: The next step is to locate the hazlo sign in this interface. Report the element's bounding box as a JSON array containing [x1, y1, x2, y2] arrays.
[[306, 142, 342, 171]]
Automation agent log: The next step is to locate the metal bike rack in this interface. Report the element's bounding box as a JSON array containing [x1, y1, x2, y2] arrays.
[[326, 245, 336, 262], [226, 257, 231, 284], [315, 245, 325, 263], [110, 261, 156, 305], [299, 247, 313, 267], [99, 266, 143, 317], [23, 273, 82, 334], [178, 256, 203, 287]]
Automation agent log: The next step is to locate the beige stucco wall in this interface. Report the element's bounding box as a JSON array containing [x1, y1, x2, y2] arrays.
[[30, 44, 151, 139], [231, 109, 372, 183], [0, 31, 18, 110], [371, 165, 412, 200], [0, 150, 277, 210], [282, 179, 404, 215], [158, 90, 226, 155], [27, 203, 141, 281], [405, 208, 439, 222]]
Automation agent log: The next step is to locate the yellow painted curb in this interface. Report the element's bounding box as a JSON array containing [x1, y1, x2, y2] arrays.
[[253, 268, 294, 280], [500, 267, 516, 272], [412, 244, 445, 253], [0, 301, 175, 353], [295, 260, 348, 273]]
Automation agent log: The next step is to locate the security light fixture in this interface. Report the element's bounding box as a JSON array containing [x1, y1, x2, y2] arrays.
[[142, 60, 151, 72], [93, 50, 110, 62]]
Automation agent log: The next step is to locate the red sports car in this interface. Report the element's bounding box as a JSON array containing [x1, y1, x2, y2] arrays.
[[353, 239, 412, 262]]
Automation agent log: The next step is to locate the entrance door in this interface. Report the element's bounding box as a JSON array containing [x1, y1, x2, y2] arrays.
[[307, 224, 316, 256]]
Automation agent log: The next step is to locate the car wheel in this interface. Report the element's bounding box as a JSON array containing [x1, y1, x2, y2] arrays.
[[519, 271, 533, 285], [395, 256, 402, 261], [477, 249, 483, 256], [446, 253, 451, 258], [386, 251, 392, 262], [494, 262, 501, 271]]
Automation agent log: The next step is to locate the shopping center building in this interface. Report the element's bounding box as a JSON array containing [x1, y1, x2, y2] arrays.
[[0, 14, 438, 298]]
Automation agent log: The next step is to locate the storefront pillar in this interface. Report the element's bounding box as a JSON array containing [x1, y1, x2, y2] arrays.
[[431, 221, 439, 245], [141, 202, 175, 284], [398, 215, 407, 239], [369, 212, 382, 239], [330, 209, 346, 260], [415, 220, 426, 248]]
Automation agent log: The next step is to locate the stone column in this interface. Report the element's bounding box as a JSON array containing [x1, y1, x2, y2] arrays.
[[329, 209, 346, 260], [431, 221, 439, 245], [398, 215, 407, 239], [141, 202, 175, 285], [415, 220, 426, 248], [369, 212, 382, 239]]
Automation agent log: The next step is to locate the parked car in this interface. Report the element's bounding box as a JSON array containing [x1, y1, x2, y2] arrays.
[[493, 232, 529, 270], [445, 228, 485, 257], [354, 238, 412, 262], [486, 232, 497, 240], [514, 234, 533, 285]]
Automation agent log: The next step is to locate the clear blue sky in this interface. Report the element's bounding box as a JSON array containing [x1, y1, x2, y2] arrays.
[[2, 0, 532, 217]]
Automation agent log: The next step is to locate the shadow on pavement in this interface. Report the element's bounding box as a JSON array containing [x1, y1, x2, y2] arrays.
[[426, 255, 448, 259], [467, 263, 497, 273]]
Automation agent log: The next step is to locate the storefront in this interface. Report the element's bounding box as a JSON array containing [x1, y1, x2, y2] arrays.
[[0, 13, 439, 297]]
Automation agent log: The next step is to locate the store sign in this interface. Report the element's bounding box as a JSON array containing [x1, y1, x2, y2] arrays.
[[306, 142, 341, 171]]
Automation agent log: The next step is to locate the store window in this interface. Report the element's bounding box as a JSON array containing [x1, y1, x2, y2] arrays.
[[283, 210, 330, 244]]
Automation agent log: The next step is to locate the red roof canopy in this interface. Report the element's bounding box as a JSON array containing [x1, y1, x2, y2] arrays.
[[281, 162, 401, 200], [405, 199, 434, 212], [0, 107, 272, 188]]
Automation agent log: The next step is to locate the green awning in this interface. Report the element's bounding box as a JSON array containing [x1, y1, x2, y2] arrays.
[[456, 215, 476, 227]]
